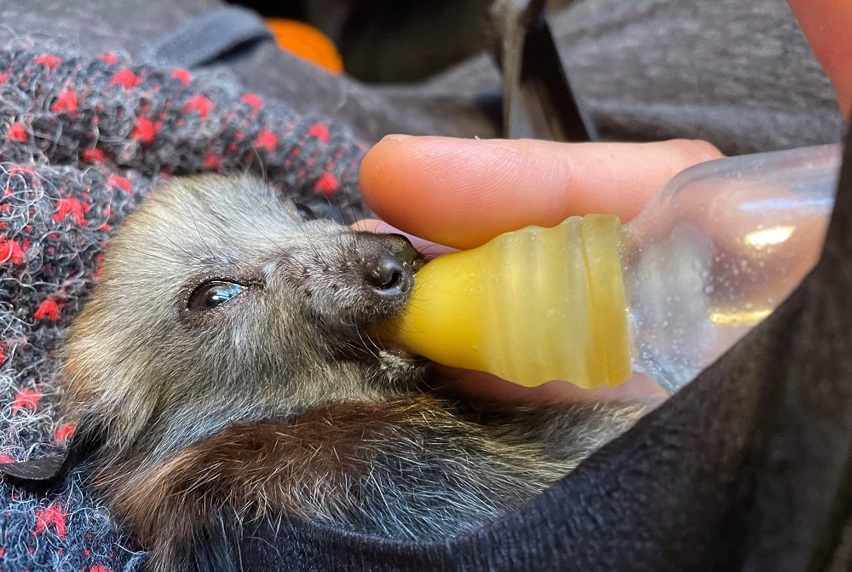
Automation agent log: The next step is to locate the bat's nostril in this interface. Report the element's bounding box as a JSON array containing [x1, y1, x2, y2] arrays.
[[365, 256, 412, 296]]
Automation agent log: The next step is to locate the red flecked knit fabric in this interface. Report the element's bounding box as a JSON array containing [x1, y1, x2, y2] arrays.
[[0, 44, 369, 571]]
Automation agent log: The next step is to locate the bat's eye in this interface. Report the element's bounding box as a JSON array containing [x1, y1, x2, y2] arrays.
[[294, 202, 318, 221], [188, 281, 246, 311]]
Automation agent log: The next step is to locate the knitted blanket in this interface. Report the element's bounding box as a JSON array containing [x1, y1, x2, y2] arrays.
[[0, 43, 367, 571]]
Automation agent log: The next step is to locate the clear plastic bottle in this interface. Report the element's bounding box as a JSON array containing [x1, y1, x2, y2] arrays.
[[379, 144, 840, 393]]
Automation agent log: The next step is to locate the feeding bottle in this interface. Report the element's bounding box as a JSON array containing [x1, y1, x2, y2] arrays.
[[378, 144, 840, 394]]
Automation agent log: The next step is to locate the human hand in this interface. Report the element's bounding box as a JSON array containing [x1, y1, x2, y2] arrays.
[[355, 0, 852, 404], [356, 136, 722, 403], [787, 0, 852, 118]]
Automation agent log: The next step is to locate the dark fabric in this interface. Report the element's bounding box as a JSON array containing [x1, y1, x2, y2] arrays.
[[0, 0, 843, 151], [141, 5, 273, 68]]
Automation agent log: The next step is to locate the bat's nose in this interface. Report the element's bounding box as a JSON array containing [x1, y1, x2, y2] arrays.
[[364, 253, 412, 296]]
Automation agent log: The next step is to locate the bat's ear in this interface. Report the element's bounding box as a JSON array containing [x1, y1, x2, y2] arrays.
[[0, 417, 104, 489]]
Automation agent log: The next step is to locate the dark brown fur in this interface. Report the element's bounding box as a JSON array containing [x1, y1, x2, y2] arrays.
[[60, 175, 646, 572]]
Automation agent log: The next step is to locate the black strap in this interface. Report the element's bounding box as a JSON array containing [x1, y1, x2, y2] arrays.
[[140, 6, 273, 69], [490, 0, 598, 142]]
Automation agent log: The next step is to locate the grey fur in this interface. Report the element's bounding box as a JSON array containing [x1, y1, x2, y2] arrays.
[[59, 175, 646, 553], [63, 176, 422, 455]]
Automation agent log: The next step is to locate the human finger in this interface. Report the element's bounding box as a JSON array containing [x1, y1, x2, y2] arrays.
[[359, 136, 722, 249], [351, 218, 457, 258], [432, 366, 667, 404], [788, 0, 852, 117]]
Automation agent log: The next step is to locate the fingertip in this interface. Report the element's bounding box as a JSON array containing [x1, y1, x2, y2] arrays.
[[350, 218, 384, 232], [359, 134, 434, 220], [360, 136, 499, 247], [350, 218, 457, 258], [360, 136, 572, 248]]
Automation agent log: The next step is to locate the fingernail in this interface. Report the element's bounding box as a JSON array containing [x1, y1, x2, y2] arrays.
[[382, 134, 413, 142]]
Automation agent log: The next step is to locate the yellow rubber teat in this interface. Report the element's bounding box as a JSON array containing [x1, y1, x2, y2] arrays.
[[380, 215, 632, 389]]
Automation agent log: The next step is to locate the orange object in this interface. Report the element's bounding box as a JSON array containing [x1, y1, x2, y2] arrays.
[[265, 18, 344, 74]]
